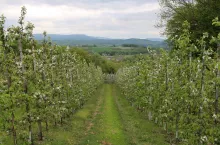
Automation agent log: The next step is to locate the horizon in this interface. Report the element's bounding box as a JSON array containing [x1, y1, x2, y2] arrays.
[[33, 33, 165, 40], [0, 0, 164, 39]]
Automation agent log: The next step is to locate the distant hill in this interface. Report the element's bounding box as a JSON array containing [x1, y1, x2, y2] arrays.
[[34, 34, 100, 40], [146, 38, 165, 42], [34, 34, 167, 48]]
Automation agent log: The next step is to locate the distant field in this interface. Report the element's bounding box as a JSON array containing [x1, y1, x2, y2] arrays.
[[83, 46, 113, 53], [82, 45, 152, 56]]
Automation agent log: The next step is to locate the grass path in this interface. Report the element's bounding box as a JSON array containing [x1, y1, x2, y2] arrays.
[[1, 84, 168, 145], [113, 85, 169, 145], [80, 84, 127, 145], [81, 84, 168, 145], [34, 84, 169, 145], [34, 84, 168, 145]]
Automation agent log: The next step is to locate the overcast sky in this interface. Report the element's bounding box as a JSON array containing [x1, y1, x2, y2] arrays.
[[0, 0, 163, 39]]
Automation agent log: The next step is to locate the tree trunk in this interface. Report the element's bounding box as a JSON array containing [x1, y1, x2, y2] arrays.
[[198, 45, 206, 144], [19, 37, 33, 144], [175, 110, 179, 143], [26, 101, 33, 145], [215, 43, 220, 124], [60, 117, 63, 125], [45, 120, 48, 131], [54, 119, 57, 127], [38, 120, 43, 141], [11, 112, 17, 145]]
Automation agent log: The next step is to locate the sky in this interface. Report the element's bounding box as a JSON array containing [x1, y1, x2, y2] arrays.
[[0, 0, 164, 39]]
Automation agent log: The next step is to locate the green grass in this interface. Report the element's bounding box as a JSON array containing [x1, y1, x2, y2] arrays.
[[80, 84, 127, 145], [81, 84, 168, 145], [1, 84, 169, 145], [103, 84, 126, 144], [84, 46, 113, 53], [113, 85, 169, 145], [41, 87, 103, 145], [0, 87, 102, 145]]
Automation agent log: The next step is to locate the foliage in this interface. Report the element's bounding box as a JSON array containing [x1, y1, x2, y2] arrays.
[[159, 0, 220, 50], [116, 21, 220, 144], [69, 47, 119, 74], [0, 7, 103, 145]]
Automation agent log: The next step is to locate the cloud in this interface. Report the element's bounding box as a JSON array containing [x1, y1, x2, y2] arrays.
[[0, 0, 163, 38]]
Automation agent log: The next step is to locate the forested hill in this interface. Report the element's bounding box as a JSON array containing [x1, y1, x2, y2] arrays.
[[33, 34, 166, 48]]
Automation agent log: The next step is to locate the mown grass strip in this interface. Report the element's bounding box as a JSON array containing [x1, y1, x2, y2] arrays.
[[114, 85, 169, 145], [80, 84, 127, 145]]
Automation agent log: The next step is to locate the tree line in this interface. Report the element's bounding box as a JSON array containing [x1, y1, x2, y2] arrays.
[[159, 0, 220, 51]]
